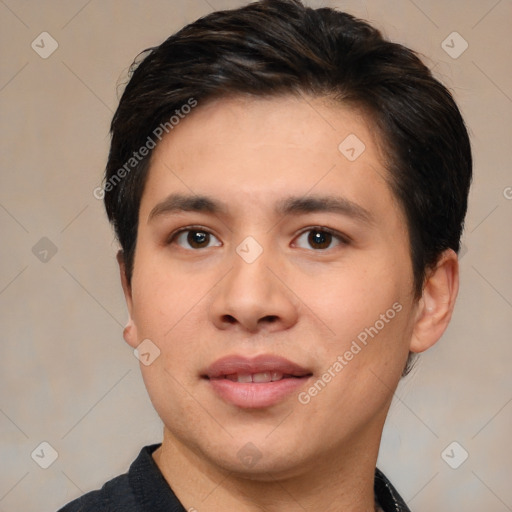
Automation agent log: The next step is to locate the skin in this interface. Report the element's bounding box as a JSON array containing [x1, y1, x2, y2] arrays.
[[119, 94, 459, 511]]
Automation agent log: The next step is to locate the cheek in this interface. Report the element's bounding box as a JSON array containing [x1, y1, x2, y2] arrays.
[[130, 265, 215, 378], [299, 305, 413, 434], [298, 262, 414, 388], [130, 251, 199, 335], [296, 264, 403, 334]]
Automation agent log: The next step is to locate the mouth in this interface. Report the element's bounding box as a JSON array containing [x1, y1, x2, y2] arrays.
[[203, 355, 313, 408], [214, 372, 304, 383]]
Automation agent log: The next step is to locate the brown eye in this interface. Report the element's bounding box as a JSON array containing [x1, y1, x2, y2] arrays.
[[294, 228, 346, 251], [308, 230, 332, 249], [173, 229, 221, 249], [187, 230, 209, 248]]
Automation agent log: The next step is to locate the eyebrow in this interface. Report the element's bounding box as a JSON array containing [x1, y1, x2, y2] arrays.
[[148, 193, 227, 221], [148, 193, 373, 224], [276, 195, 373, 224]]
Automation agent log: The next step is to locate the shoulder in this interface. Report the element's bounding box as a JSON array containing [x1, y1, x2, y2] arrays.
[[57, 472, 136, 512], [57, 444, 185, 512], [57, 444, 165, 512]]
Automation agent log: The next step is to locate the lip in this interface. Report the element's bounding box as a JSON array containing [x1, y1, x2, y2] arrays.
[[203, 355, 312, 409]]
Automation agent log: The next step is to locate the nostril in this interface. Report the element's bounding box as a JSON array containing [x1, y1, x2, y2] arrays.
[[262, 315, 278, 323], [222, 315, 237, 324]]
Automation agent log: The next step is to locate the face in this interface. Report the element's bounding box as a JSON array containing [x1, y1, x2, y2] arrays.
[[121, 94, 422, 479]]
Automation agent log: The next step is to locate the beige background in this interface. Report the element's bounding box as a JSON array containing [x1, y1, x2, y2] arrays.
[[1, 1, 511, 511]]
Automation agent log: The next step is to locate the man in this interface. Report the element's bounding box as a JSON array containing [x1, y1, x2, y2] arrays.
[[59, 0, 472, 510]]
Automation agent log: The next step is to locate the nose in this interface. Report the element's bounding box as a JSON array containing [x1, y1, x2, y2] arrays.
[[209, 246, 299, 333]]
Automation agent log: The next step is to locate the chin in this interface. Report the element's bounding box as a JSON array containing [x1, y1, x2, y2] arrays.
[[191, 433, 314, 481], [213, 450, 307, 481]]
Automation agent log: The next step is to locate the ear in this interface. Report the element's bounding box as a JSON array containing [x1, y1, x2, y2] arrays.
[[409, 249, 459, 353], [117, 250, 139, 349]]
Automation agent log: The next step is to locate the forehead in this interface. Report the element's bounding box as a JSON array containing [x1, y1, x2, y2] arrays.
[[141, 94, 399, 223], [152, 94, 383, 164]]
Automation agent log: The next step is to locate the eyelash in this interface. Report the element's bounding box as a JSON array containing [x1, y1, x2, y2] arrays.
[[166, 225, 350, 250]]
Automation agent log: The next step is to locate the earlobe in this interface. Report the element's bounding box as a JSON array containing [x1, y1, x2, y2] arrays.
[[117, 250, 139, 348], [123, 318, 139, 348], [410, 249, 459, 353]]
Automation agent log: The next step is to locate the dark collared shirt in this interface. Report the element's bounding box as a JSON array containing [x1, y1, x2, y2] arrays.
[[58, 444, 411, 512]]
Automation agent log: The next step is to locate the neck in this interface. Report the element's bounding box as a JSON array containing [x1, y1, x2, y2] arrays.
[[153, 427, 383, 512]]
